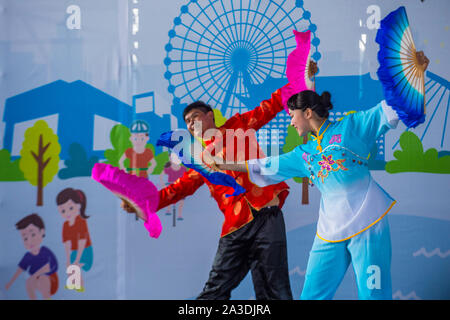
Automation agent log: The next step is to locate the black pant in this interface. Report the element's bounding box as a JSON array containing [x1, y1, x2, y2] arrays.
[[197, 206, 293, 300]]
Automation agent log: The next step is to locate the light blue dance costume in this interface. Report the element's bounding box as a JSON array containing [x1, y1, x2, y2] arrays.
[[246, 101, 399, 299]]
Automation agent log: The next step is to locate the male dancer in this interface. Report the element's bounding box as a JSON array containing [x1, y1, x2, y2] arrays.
[[122, 63, 317, 300]]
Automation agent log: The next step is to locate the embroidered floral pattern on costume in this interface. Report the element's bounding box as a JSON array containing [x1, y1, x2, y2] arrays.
[[329, 134, 342, 144], [319, 155, 334, 171], [317, 154, 348, 182]]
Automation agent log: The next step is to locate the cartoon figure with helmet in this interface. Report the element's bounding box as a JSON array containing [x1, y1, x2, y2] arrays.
[[119, 120, 156, 178]]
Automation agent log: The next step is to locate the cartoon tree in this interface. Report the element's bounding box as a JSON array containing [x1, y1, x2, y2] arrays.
[[283, 125, 310, 204], [104, 124, 132, 167], [104, 124, 169, 175], [58, 143, 99, 179], [386, 131, 450, 174], [146, 143, 169, 175], [19, 120, 61, 206], [0, 149, 25, 181]]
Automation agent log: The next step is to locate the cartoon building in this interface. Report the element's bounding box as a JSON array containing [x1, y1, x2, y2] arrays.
[[2, 80, 171, 159]]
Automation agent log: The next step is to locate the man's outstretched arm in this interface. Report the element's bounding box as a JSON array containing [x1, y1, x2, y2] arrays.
[[157, 169, 205, 211], [237, 61, 318, 131], [236, 87, 286, 132]]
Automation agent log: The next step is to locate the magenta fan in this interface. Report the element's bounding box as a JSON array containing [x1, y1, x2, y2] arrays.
[[91, 163, 162, 239], [281, 30, 315, 112]]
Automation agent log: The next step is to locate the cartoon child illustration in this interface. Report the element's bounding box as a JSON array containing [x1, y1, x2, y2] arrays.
[[56, 188, 93, 292], [119, 120, 156, 178], [160, 153, 186, 220], [5, 214, 59, 300]]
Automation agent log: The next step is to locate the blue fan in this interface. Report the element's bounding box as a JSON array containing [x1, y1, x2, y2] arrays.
[[376, 6, 426, 128], [157, 130, 246, 197]]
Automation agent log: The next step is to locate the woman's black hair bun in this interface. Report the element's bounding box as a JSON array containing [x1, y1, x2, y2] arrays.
[[320, 91, 332, 110]]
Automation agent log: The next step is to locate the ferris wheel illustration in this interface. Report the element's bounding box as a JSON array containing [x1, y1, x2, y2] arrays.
[[392, 70, 450, 151], [163, 0, 321, 118]]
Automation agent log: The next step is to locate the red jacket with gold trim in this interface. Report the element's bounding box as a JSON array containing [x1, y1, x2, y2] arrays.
[[157, 88, 290, 237]]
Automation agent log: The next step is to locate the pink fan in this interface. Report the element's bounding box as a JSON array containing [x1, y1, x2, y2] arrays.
[[91, 163, 162, 238], [281, 30, 316, 112]]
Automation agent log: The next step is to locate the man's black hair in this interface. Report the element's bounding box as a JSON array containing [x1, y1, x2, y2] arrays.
[[183, 101, 213, 121]]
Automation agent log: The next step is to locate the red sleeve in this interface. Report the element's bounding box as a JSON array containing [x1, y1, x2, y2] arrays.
[[62, 223, 69, 243], [77, 217, 89, 240], [234, 87, 285, 131], [157, 169, 205, 210]]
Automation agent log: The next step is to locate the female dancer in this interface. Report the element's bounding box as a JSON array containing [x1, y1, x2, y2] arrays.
[[215, 53, 429, 299]]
